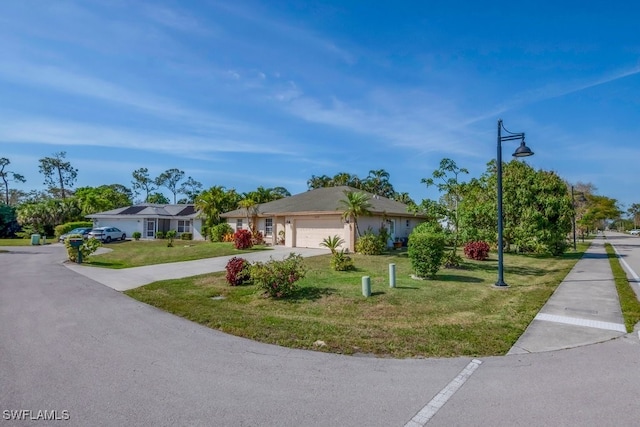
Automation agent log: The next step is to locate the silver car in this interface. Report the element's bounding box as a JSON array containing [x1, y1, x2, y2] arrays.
[[89, 227, 126, 243]]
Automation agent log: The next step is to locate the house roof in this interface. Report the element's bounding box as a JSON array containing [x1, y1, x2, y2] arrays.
[[86, 203, 199, 219], [220, 186, 422, 218]]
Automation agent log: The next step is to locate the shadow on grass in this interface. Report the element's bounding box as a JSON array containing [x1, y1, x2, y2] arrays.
[[286, 287, 336, 301], [436, 274, 484, 283], [394, 286, 420, 290], [371, 291, 386, 296], [465, 258, 548, 277]]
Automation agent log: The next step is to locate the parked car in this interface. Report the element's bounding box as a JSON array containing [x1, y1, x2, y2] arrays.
[[629, 229, 640, 236], [58, 227, 93, 243], [89, 227, 126, 243]]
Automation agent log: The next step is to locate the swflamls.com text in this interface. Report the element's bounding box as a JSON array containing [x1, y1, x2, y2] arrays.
[[3, 410, 70, 421]]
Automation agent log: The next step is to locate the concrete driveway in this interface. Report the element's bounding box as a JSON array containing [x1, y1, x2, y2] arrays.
[[2, 241, 640, 426]]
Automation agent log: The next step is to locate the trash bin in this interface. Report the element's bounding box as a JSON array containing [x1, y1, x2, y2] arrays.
[[31, 234, 40, 245]]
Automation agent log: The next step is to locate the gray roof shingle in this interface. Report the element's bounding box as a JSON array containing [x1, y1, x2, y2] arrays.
[[221, 186, 420, 218]]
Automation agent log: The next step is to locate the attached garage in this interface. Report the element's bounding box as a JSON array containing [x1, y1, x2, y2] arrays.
[[294, 217, 346, 249]]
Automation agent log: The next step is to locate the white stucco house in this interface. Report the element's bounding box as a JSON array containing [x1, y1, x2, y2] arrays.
[[86, 204, 204, 240], [220, 186, 426, 251]]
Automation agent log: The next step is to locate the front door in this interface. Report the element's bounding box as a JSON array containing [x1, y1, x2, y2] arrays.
[[146, 219, 156, 238]]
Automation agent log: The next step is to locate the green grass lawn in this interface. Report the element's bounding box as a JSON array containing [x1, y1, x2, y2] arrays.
[[86, 240, 271, 268], [605, 243, 640, 332], [126, 244, 589, 358], [0, 238, 53, 246]]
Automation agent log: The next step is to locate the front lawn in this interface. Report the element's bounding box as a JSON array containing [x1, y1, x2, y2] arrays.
[[86, 240, 271, 268], [126, 244, 588, 358], [0, 238, 52, 246]]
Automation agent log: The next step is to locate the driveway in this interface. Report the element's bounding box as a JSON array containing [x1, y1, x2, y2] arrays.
[[2, 243, 640, 426]]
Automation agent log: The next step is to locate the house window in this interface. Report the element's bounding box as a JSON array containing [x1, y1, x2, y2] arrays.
[[406, 219, 410, 227], [265, 218, 273, 237], [236, 219, 243, 230], [178, 220, 190, 233]]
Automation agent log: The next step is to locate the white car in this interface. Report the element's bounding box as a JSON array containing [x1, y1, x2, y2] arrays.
[[89, 227, 126, 243], [629, 229, 640, 236]]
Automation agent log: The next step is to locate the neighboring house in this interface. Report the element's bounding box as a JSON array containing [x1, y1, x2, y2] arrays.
[[87, 204, 204, 240], [220, 186, 427, 251]]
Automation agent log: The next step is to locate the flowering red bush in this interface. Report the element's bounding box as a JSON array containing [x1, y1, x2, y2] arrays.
[[225, 257, 251, 286], [233, 229, 253, 249], [464, 241, 491, 261]]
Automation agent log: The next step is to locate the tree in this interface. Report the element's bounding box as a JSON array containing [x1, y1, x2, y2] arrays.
[[146, 192, 170, 204], [338, 190, 372, 237], [178, 176, 203, 204], [74, 185, 133, 215], [131, 168, 157, 202], [244, 186, 290, 204], [155, 169, 185, 204], [195, 186, 241, 230], [421, 158, 469, 264], [0, 158, 26, 206], [307, 174, 332, 189], [238, 198, 259, 234], [457, 160, 573, 255], [363, 169, 395, 198], [628, 203, 640, 228], [38, 152, 77, 199]]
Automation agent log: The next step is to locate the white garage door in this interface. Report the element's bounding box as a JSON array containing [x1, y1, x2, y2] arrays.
[[295, 218, 345, 249]]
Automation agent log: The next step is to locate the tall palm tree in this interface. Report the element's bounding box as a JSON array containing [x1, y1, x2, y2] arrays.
[[238, 198, 259, 234], [338, 190, 372, 237], [195, 186, 228, 230]]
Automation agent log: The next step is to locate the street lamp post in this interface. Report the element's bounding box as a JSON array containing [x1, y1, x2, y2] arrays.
[[495, 119, 534, 287]]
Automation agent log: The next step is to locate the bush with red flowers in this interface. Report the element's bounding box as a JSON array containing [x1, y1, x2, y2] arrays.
[[463, 241, 491, 261], [233, 229, 253, 250], [225, 257, 252, 286]]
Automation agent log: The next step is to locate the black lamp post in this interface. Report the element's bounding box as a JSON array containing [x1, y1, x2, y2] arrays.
[[495, 119, 534, 287]]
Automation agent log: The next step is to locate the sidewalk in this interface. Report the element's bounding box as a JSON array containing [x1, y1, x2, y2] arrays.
[[508, 235, 626, 354], [64, 246, 330, 291]]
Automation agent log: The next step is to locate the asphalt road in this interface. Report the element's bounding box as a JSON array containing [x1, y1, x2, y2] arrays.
[[1, 239, 639, 426]]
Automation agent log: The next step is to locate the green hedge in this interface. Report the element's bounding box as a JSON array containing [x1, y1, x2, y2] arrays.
[[54, 221, 94, 238]]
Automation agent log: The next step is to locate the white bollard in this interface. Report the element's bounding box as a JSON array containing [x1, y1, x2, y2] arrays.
[[362, 276, 371, 297], [389, 263, 396, 288]]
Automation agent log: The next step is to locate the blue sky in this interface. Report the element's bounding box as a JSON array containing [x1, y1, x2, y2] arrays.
[[1, 1, 639, 210]]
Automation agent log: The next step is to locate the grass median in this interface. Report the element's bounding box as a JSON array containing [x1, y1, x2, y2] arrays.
[[605, 243, 640, 332], [85, 240, 271, 269], [126, 243, 588, 358]]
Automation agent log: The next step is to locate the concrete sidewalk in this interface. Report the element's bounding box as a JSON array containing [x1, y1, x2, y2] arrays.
[[508, 234, 626, 354], [64, 245, 330, 291]]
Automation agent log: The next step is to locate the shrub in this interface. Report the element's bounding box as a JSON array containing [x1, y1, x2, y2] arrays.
[[166, 230, 177, 247], [320, 235, 345, 254], [233, 229, 253, 250], [64, 234, 102, 263], [355, 229, 386, 255], [251, 231, 264, 246], [408, 231, 446, 278], [464, 241, 490, 260], [211, 223, 233, 242], [156, 231, 165, 239], [181, 232, 193, 240], [443, 251, 463, 268], [132, 231, 142, 241], [225, 257, 252, 286], [330, 250, 354, 271], [223, 232, 234, 243], [250, 253, 306, 298]]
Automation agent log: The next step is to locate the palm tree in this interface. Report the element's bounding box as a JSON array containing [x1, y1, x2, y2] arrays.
[[238, 198, 259, 234], [195, 186, 228, 230], [307, 174, 332, 189], [338, 190, 372, 237]]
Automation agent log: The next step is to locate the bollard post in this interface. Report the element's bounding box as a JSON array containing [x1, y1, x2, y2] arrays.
[[362, 276, 371, 297], [389, 263, 396, 288]]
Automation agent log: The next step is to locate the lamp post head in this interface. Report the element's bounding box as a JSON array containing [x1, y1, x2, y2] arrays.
[[512, 140, 534, 157]]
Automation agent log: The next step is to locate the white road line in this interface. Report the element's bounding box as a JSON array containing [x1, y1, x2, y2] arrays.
[[535, 313, 626, 333], [404, 359, 482, 427], [611, 244, 640, 281]]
